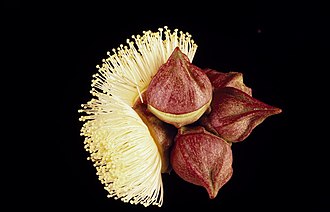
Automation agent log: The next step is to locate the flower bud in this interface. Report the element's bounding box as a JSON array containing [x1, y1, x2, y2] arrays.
[[203, 68, 252, 95], [200, 87, 282, 142], [170, 126, 233, 199], [146, 47, 213, 128]]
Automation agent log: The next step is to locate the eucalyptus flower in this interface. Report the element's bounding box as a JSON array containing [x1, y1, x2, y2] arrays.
[[78, 26, 282, 208], [79, 26, 197, 207]]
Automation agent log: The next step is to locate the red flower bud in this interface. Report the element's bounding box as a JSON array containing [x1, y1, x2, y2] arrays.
[[170, 126, 233, 199], [203, 68, 252, 95], [146, 47, 213, 128], [200, 87, 282, 142]]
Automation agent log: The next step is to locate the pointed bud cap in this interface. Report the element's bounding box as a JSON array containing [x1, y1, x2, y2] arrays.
[[200, 87, 282, 142], [170, 126, 233, 199], [203, 68, 252, 95], [146, 47, 213, 128]]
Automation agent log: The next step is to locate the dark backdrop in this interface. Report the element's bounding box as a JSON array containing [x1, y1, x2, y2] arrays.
[[4, 1, 329, 211]]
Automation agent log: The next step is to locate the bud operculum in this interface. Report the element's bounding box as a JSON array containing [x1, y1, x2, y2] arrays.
[[146, 47, 213, 128], [203, 68, 252, 95], [170, 126, 233, 199], [200, 87, 282, 142]]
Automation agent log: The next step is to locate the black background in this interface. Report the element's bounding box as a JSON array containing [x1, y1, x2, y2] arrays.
[[4, 1, 329, 211]]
